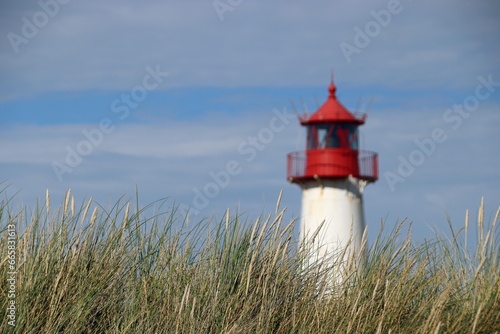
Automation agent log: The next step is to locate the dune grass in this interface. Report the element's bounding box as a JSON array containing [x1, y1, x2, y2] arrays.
[[1, 190, 499, 333]]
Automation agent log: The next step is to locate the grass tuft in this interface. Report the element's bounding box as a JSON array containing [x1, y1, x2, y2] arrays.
[[1, 191, 499, 333]]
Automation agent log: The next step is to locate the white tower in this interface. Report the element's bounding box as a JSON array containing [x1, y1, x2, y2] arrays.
[[287, 77, 378, 281]]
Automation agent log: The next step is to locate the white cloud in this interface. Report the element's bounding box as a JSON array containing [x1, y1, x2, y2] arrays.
[[1, 0, 499, 97], [1, 98, 498, 243]]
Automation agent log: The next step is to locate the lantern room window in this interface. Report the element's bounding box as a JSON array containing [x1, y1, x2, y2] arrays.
[[307, 123, 358, 150]]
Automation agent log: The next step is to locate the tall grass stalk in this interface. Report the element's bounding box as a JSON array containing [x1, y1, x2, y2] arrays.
[[1, 191, 499, 333]]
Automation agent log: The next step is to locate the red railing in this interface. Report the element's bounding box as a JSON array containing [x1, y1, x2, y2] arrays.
[[287, 150, 378, 182]]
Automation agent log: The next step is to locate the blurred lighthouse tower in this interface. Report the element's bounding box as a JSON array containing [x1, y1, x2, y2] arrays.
[[287, 74, 378, 278]]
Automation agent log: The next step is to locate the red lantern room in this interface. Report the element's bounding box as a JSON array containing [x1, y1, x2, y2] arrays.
[[287, 78, 378, 183]]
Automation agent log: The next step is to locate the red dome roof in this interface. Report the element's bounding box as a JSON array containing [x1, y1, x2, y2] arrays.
[[300, 80, 366, 125]]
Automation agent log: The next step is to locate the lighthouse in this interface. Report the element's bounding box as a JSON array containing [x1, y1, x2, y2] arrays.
[[287, 75, 378, 278]]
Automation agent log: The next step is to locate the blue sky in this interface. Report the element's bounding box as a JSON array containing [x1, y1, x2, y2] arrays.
[[1, 0, 499, 244]]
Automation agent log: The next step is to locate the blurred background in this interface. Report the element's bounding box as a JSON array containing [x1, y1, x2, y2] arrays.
[[1, 0, 499, 244]]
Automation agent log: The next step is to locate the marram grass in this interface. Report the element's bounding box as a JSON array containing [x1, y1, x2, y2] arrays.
[[1, 190, 499, 333]]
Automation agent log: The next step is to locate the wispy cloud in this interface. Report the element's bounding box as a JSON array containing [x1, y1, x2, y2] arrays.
[[2, 0, 499, 98]]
